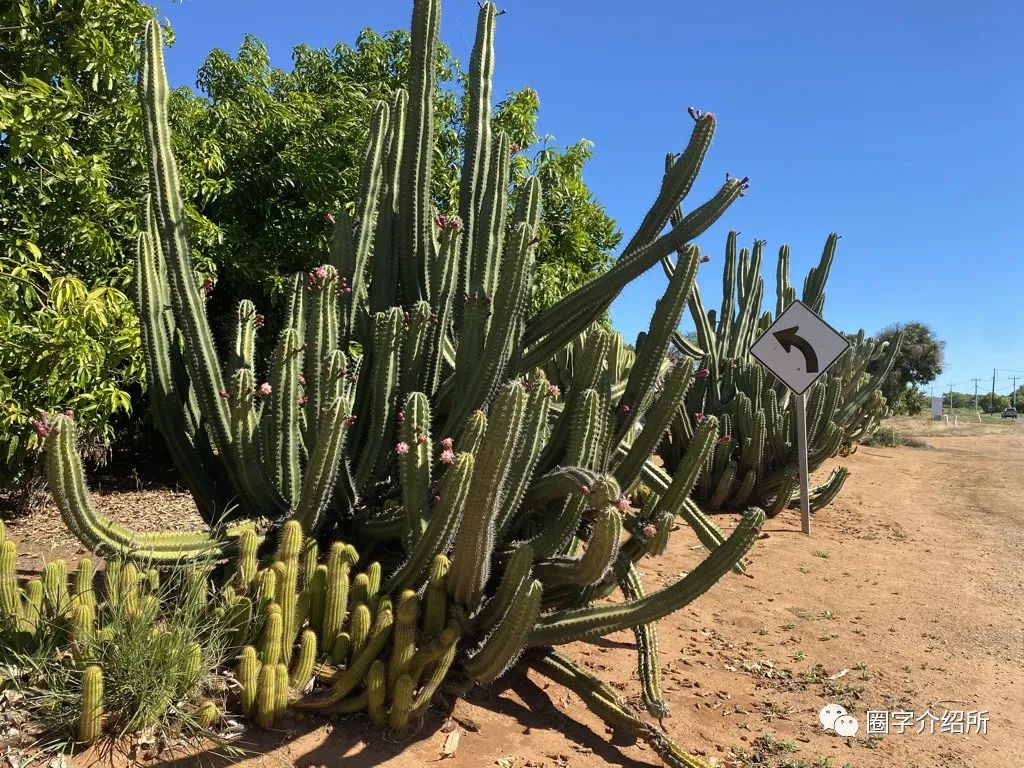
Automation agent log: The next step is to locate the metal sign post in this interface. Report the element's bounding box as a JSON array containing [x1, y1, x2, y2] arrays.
[[794, 391, 811, 535], [750, 300, 850, 535]]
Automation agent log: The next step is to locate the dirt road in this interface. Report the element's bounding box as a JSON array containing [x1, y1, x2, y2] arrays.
[[6, 425, 1023, 768]]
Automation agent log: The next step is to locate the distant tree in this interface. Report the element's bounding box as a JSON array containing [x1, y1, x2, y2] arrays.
[[872, 322, 944, 405]]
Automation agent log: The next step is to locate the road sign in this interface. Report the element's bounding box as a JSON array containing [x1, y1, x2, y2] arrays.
[[749, 301, 850, 536], [749, 301, 850, 395]]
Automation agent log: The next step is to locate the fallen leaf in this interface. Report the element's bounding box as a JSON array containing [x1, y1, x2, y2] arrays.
[[441, 728, 461, 759]]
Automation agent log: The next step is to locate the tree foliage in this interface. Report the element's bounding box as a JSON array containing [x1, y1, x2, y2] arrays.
[[872, 321, 944, 406], [178, 29, 620, 322], [0, 3, 619, 492], [0, 0, 154, 490]]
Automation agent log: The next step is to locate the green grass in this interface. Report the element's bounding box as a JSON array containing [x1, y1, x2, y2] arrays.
[[0, 562, 243, 754]]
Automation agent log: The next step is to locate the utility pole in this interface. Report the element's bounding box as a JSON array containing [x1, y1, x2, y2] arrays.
[[1013, 376, 1018, 409], [991, 369, 997, 412], [948, 384, 954, 414], [971, 378, 981, 410]]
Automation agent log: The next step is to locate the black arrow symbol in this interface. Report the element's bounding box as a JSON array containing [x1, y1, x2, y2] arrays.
[[773, 325, 819, 373]]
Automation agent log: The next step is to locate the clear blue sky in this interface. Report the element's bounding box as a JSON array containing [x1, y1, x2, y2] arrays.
[[156, 0, 1024, 398]]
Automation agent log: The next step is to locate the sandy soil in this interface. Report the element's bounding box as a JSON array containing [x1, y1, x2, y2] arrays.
[[4, 423, 1022, 768]]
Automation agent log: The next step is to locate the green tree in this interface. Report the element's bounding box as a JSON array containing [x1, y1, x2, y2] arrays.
[[177, 29, 620, 322], [0, 0, 156, 494], [872, 322, 944, 406], [0, 4, 619, 493]]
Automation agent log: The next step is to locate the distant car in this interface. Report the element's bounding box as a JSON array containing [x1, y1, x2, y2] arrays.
[[1002, 408, 1018, 419]]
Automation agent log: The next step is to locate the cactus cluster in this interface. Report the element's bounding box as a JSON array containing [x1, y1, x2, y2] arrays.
[[228, 521, 462, 731], [0, 523, 225, 745], [36, 1, 778, 764], [225, 509, 760, 768], [656, 231, 901, 514]]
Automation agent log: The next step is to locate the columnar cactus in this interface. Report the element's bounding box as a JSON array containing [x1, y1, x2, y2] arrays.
[[37, 1, 775, 764], [78, 665, 104, 744], [656, 231, 902, 514]]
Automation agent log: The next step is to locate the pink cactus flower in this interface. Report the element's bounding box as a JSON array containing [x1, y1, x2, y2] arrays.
[[346, 415, 358, 426], [298, 374, 306, 386], [695, 368, 711, 378], [323, 211, 336, 225], [548, 385, 561, 399], [395, 442, 410, 456], [615, 495, 631, 513], [218, 390, 231, 399], [617, 403, 631, 414], [202, 277, 215, 297], [579, 485, 592, 495], [63, 408, 74, 419], [253, 313, 265, 329], [432, 495, 442, 506], [699, 255, 711, 264], [395, 411, 405, 424], [440, 437, 453, 450], [298, 397, 307, 406], [642, 523, 658, 538], [307, 266, 330, 291], [258, 382, 272, 396], [694, 411, 706, 425], [416, 433, 428, 444], [439, 449, 456, 465], [31, 418, 49, 438], [717, 434, 732, 445], [434, 214, 464, 233]]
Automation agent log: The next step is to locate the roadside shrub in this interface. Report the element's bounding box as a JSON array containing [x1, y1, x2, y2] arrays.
[[860, 426, 929, 449]]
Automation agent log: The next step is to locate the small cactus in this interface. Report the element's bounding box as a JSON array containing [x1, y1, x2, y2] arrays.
[[78, 665, 104, 744]]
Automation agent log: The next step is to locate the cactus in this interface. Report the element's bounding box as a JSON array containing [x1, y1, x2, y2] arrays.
[[653, 231, 902, 515], [196, 699, 222, 728], [78, 665, 104, 744], [37, 2, 779, 764], [255, 664, 276, 729], [291, 629, 317, 690], [0, 540, 18, 624], [238, 645, 260, 714]]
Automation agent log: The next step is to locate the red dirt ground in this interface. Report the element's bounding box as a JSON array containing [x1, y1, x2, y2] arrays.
[[4, 422, 1022, 768]]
